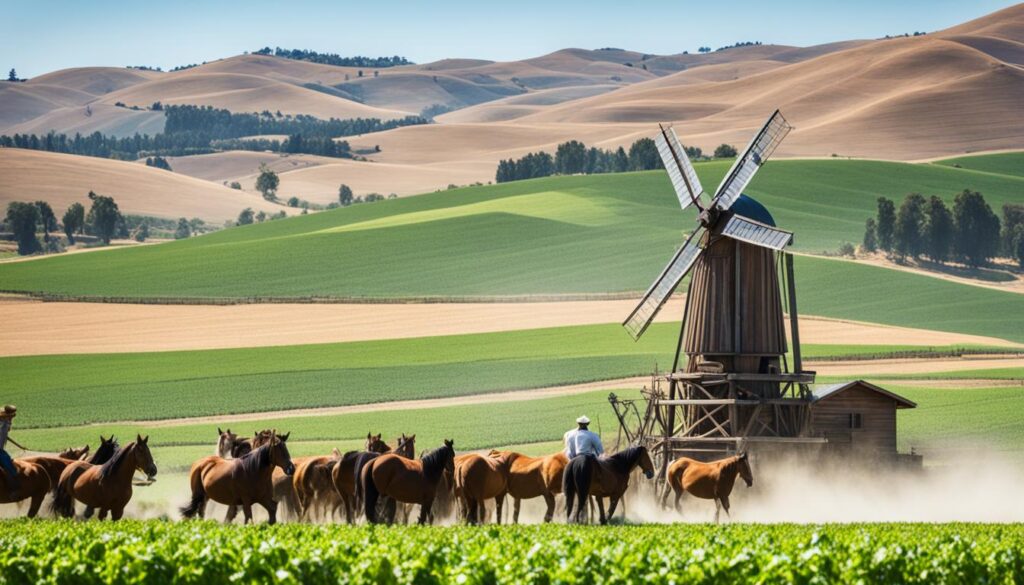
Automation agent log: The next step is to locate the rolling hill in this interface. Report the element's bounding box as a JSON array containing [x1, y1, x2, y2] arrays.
[[1, 156, 1022, 342], [0, 148, 288, 223]]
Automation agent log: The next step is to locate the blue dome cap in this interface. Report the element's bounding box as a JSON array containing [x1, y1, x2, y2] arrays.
[[729, 194, 776, 226]]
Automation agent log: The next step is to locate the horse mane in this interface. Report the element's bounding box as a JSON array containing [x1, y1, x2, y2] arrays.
[[606, 445, 645, 474], [237, 443, 272, 475], [420, 444, 453, 477], [97, 442, 134, 481], [88, 438, 119, 465]]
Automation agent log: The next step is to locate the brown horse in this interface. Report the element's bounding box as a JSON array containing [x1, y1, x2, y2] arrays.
[[362, 439, 455, 525], [330, 433, 408, 524], [664, 453, 753, 523], [51, 436, 158, 520], [181, 431, 295, 524], [293, 449, 346, 522], [564, 445, 654, 524], [19, 436, 120, 517], [0, 459, 51, 517], [455, 451, 516, 524], [490, 450, 568, 523]]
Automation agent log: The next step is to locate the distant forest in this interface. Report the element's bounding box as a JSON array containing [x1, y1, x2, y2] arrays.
[[0, 105, 426, 160], [253, 47, 412, 68]]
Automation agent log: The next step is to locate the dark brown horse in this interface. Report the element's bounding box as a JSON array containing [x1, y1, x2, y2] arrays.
[[51, 436, 158, 520], [664, 453, 753, 523], [362, 439, 455, 525], [0, 459, 51, 517], [491, 450, 568, 523], [329, 432, 404, 524], [455, 451, 516, 524], [564, 445, 654, 524], [181, 431, 295, 524]]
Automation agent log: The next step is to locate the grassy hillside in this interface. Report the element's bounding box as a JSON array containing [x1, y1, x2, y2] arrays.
[[933, 152, 1024, 178], [1, 155, 1021, 299]]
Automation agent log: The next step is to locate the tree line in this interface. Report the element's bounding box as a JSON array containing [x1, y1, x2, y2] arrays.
[[0, 106, 425, 161], [495, 139, 736, 183], [253, 47, 411, 68], [863, 191, 1024, 268], [4, 193, 125, 255]]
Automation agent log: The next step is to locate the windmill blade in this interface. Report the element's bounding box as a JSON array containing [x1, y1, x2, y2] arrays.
[[623, 227, 705, 340], [711, 110, 792, 212], [655, 125, 704, 211], [721, 214, 793, 250]]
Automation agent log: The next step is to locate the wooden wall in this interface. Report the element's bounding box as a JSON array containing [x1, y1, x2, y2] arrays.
[[810, 385, 898, 453]]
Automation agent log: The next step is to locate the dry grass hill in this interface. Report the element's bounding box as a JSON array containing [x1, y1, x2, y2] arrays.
[[0, 4, 1021, 213]]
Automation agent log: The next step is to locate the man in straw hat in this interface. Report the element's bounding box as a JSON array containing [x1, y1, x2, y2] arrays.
[[563, 415, 603, 459], [0, 405, 24, 495]]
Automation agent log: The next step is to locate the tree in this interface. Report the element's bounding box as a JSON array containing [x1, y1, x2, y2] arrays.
[[5, 202, 40, 255], [953, 190, 1000, 267], [893, 193, 926, 261], [612, 147, 629, 173], [132, 221, 149, 242], [628, 138, 661, 171], [876, 197, 896, 252], [713, 144, 737, 158], [255, 164, 279, 201], [229, 181, 242, 190], [287, 196, 300, 208], [1001, 204, 1024, 258], [862, 218, 877, 252], [34, 201, 56, 241], [923, 196, 953, 264], [86, 191, 123, 244], [62, 202, 85, 244], [174, 218, 191, 239], [255, 210, 267, 223], [338, 184, 354, 206], [1009, 224, 1024, 269], [145, 156, 172, 171], [236, 208, 255, 226], [7, 68, 17, 82], [555, 140, 587, 175]]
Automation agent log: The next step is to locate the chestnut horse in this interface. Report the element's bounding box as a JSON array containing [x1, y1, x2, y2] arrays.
[[0, 459, 51, 517], [51, 436, 158, 520], [19, 436, 119, 517], [362, 439, 455, 525], [181, 431, 295, 524], [490, 450, 568, 523], [455, 451, 516, 524], [564, 445, 654, 524], [330, 432, 407, 524], [664, 453, 753, 523], [293, 449, 346, 522]]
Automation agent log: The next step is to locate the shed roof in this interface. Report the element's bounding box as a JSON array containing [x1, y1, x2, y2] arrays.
[[811, 380, 917, 409]]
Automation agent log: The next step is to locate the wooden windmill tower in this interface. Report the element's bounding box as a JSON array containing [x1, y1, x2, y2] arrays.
[[611, 110, 822, 469]]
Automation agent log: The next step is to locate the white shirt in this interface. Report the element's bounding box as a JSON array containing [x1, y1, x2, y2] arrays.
[[563, 428, 604, 458]]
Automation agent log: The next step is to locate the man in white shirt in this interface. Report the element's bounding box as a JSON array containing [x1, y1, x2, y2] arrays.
[[564, 415, 604, 459]]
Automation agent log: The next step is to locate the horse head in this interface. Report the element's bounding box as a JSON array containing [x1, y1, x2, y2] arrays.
[[89, 435, 118, 465], [365, 433, 390, 454], [269, 430, 295, 476], [736, 452, 753, 487], [397, 434, 416, 458], [134, 434, 158, 480], [442, 439, 455, 475], [216, 428, 238, 458], [59, 445, 90, 460], [637, 446, 655, 479]]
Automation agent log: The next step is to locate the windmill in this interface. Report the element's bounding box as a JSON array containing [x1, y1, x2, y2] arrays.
[[611, 110, 821, 467]]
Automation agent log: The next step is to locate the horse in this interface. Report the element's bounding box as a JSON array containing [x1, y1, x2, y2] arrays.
[[18, 436, 119, 517], [455, 451, 516, 524], [328, 432, 402, 524], [490, 450, 568, 523], [51, 435, 158, 521], [663, 452, 753, 523], [0, 458, 51, 517], [293, 449, 346, 522], [180, 431, 295, 524], [362, 439, 455, 525], [563, 445, 654, 524]]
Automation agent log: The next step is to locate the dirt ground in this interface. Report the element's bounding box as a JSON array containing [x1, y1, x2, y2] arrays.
[[1, 296, 1017, 356]]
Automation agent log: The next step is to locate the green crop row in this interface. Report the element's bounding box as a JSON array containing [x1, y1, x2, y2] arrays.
[[1, 521, 1022, 585]]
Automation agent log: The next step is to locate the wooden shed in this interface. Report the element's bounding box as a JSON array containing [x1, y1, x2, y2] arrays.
[[810, 381, 916, 458]]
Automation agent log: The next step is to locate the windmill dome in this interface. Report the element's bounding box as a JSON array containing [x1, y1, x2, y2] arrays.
[[730, 194, 776, 226]]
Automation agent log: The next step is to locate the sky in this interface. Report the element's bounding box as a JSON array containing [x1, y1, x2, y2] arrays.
[[5, 0, 1018, 77]]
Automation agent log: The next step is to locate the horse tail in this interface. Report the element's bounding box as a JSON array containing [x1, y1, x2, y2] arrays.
[[50, 464, 85, 518], [179, 466, 207, 519], [362, 462, 380, 524], [562, 457, 577, 521], [574, 456, 594, 511]]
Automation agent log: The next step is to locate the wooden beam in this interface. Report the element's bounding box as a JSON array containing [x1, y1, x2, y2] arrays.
[[785, 253, 803, 374]]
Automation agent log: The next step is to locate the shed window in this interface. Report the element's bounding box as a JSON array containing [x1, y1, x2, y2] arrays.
[[848, 413, 862, 429]]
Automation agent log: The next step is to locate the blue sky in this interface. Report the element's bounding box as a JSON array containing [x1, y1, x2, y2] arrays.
[[6, 0, 1018, 77]]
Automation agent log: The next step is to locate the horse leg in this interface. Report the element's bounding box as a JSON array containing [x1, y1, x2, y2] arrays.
[[542, 493, 555, 523], [110, 507, 124, 521], [342, 494, 353, 524], [418, 498, 434, 525], [496, 494, 505, 525], [265, 500, 279, 525], [97, 508, 108, 521], [27, 494, 44, 518], [83, 506, 95, 519], [606, 495, 620, 522], [224, 504, 239, 524], [714, 499, 721, 524], [242, 503, 254, 525], [564, 489, 575, 523], [720, 495, 731, 521], [674, 489, 683, 514], [596, 497, 607, 525]]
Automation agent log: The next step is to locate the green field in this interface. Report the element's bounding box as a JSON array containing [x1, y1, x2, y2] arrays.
[[2, 521, 1021, 584], [934, 152, 1024, 178], [1, 155, 1021, 302]]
